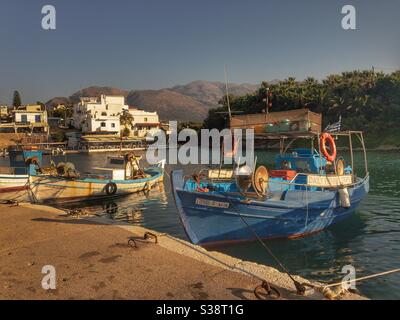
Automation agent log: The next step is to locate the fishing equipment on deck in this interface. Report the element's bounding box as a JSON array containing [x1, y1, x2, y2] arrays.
[[235, 165, 253, 194], [192, 174, 209, 192], [336, 158, 345, 176], [252, 166, 269, 197], [320, 133, 337, 162]]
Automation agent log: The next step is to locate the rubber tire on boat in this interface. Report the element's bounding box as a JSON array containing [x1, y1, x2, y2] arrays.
[[104, 182, 117, 196]]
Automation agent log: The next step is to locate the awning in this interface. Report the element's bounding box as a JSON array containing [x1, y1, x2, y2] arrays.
[[134, 123, 160, 128]]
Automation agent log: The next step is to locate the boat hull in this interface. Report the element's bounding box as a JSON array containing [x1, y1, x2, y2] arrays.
[[29, 168, 164, 204], [0, 174, 29, 193], [171, 170, 369, 246]]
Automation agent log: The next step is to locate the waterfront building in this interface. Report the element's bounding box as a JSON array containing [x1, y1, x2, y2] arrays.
[[73, 95, 128, 134], [10, 105, 49, 134], [0, 106, 8, 120], [126, 107, 162, 138]]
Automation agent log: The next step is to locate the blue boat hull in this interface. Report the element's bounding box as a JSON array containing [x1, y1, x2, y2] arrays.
[[171, 170, 369, 246]]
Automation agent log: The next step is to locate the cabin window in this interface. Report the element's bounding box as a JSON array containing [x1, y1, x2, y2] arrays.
[[295, 160, 311, 173], [101, 122, 106, 127], [13, 154, 24, 162]]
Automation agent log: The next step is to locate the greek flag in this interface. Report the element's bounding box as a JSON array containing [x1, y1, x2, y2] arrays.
[[324, 116, 341, 133]]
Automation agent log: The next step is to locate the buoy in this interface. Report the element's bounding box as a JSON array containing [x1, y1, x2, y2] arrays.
[[338, 188, 351, 208], [320, 133, 337, 162]]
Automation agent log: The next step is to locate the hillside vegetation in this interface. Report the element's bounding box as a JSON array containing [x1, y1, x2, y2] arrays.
[[204, 70, 400, 149]]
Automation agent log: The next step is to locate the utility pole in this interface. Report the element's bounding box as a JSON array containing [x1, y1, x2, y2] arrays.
[[263, 87, 272, 114]]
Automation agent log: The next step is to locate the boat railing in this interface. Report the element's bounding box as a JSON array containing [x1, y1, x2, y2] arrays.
[[183, 170, 369, 194]]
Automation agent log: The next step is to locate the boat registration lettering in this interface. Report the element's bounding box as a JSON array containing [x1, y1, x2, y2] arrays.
[[195, 198, 229, 209]]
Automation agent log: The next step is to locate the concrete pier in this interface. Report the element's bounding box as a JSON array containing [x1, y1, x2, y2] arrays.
[[0, 203, 365, 300]]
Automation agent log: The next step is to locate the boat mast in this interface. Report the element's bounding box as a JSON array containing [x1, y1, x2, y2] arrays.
[[224, 65, 232, 122]]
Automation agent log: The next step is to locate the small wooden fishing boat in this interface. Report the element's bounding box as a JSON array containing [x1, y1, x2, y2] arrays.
[[0, 148, 42, 194], [171, 110, 369, 246], [29, 153, 165, 203]]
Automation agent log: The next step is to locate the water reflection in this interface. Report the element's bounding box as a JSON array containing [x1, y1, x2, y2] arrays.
[[1, 150, 399, 299]]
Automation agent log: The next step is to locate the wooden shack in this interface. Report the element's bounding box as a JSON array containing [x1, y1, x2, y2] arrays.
[[230, 108, 322, 135]]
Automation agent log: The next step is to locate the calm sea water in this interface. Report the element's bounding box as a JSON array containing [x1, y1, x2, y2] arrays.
[[1, 149, 399, 299]]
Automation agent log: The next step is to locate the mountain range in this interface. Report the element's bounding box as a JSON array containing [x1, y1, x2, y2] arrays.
[[46, 81, 260, 122]]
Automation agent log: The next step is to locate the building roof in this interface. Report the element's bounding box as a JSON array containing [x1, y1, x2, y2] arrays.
[[134, 122, 160, 127], [81, 135, 142, 143]]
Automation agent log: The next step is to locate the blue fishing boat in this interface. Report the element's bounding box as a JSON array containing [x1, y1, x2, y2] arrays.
[[0, 147, 42, 194], [171, 110, 369, 246]]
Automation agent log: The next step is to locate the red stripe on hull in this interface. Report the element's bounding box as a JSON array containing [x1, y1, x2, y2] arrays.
[[200, 228, 325, 249], [0, 185, 29, 193]]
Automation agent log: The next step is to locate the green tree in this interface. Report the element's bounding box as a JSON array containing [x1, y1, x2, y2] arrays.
[[202, 69, 400, 147], [121, 127, 131, 137], [12, 91, 22, 107], [120, 110, 134, 127]]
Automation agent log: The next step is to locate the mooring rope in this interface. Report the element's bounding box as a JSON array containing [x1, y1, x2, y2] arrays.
[[220, 192, 306, 295], [315, 268, 400, 290]]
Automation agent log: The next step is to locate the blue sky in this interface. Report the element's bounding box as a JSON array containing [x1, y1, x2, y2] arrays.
[[0, 0, 399, 104]]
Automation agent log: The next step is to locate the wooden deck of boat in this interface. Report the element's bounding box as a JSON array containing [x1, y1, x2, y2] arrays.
[[0, 203, 366, 300]]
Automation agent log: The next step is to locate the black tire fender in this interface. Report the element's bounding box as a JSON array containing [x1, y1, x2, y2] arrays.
[[104, 182, 117, 195]]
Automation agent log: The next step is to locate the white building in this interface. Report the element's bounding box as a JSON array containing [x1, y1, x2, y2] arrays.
[[73, 95, 128, 134], [0, 106, 8, 117], [127, 107, 161, 138], [12, 105, 49, 133], [14, 105, 47, 123]]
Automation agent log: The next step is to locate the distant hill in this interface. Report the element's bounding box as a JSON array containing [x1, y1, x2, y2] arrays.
[[69, 86, 129, 104], [170, 81, 260, 107], [45, 97, 72, 108], [126, 89, 208, 122], [46, 81, 259, 121]]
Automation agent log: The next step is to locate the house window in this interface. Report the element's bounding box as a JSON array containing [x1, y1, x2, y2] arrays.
[[101, 122, 106, 127], [111, 123, 115, 128], [35, 115, 41, 122], [21, 115, 27, 123], [101, 112, 107, 116], [144, 117, 148, 122]]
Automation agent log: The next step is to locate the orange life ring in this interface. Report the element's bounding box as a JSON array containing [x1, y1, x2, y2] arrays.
[[320, 133, 337, 162]]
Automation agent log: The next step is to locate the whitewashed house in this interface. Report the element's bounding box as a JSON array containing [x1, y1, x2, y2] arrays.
[[127, 107, 162, 138], [14, 105, 47, 123], [0, 106, 8, 118], [12, 105, 49, 133], [73, 95, 128, 134]]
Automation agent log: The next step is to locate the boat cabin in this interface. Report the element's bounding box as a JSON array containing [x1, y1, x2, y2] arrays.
[[93, 154, 143, 180], [2, 148, 43, 175]]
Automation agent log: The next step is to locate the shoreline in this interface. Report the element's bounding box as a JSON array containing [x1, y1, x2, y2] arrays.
[[0, 202, 367, 300]]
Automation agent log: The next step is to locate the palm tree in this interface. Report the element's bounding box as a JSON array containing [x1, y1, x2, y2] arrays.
[[120, 110, 134, 128]]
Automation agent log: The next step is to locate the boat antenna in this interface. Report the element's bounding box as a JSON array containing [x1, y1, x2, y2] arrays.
[[224, 65, 232, 121]]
